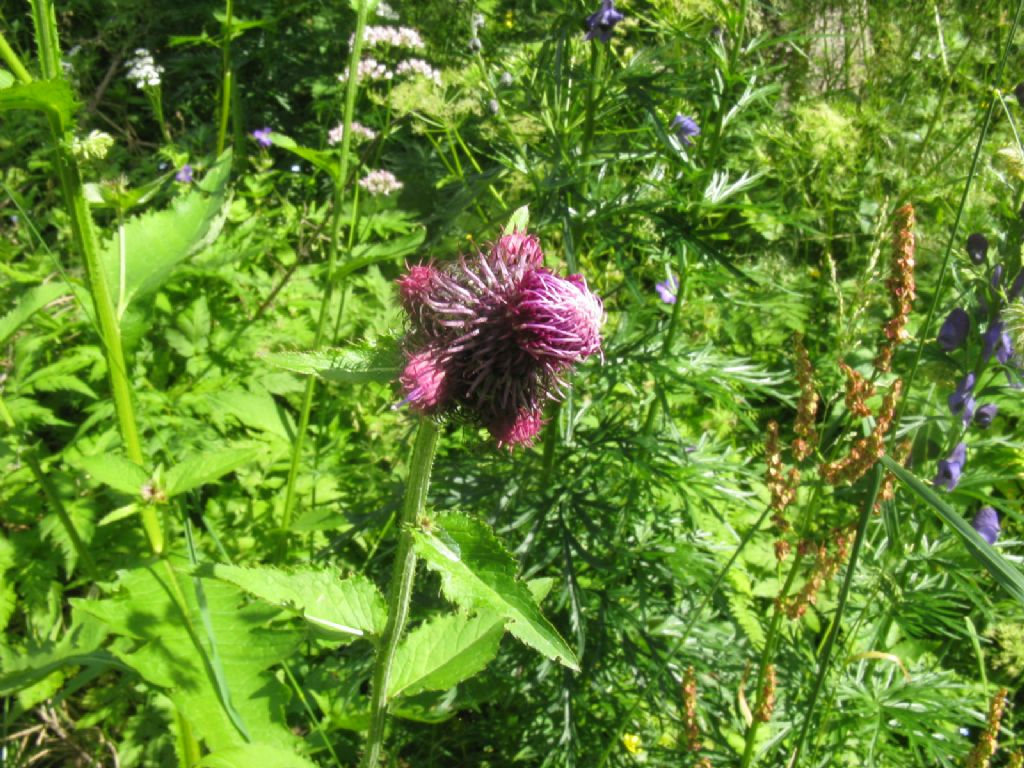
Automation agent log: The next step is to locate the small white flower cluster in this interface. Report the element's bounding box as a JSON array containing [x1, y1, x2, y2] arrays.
[[328, 121, 378, 146], [471, 12, 486, 33], [376, 2, 399, 20], [339, 57, 393, 82], [395, 58, 442, 85], [126, 48, 163, 89], [359, 169, 403, 196], [353, 26, 425, 50]]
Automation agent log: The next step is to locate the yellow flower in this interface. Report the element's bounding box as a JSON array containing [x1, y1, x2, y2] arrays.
[[505, 10, 514, 28], [622, 733, 642, 754]]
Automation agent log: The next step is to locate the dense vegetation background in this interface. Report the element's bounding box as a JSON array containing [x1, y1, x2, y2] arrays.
[[3, 0, 1024, 766]]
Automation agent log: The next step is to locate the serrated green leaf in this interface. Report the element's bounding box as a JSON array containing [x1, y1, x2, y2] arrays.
[[197, 744, 319, 768], [74, 563, 302, 752], [164, 444, 263, 497], [388, 611, 504, 699], [71, 452, 148, 496], [336, 230, 426, 280], [211, 564, 386, 637], [206, 387, 293, 441], [503, 205, 529, 234], [264, 340, 401, 385], [0, 282, 66, 345], [0, 78, 76, 125], [882, 455, 1024, 607], [98, 150, 232, 315], [0, 615, 111, 695], [412, 514, 579, 671]]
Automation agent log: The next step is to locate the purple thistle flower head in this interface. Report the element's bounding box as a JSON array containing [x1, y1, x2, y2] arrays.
[[670, 114, 701, 146], [933, 442, 967, 491], [948, 372, 976, 425], [584, 0, 625, 42], [974, 402, 998, 428], [252, 127, 273, 147], [982, 320, 1014, 364], [396, 231, 603, 448], [175, 164, 194, 183], [515, 270, 604, 366], [937, 307, 970, 352], [399, 348, 453, 413], [966, 233, 989, 265], [972, 506, 1001, 545], [656, 274, 679, 304], [487, 407, 544, 449]]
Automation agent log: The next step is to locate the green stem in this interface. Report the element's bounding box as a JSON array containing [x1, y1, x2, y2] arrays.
[[789, 464, 883, 766], [174, 711, 201, 768], [361, 418, 440, 768], [216, 0, 234, 156], [280, 0, 371, 539], [30, 0, 159, 553], [0, 31, 33, 83]]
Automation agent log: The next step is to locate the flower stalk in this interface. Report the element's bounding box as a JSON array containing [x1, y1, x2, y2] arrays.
[[361, 417, 440, 767]]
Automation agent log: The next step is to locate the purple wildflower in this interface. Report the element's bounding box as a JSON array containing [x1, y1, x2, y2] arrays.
[[982, 320, 1014, 364], [1009, 269, 1024, 301], [937, 308, 970, 351], [947, 372, 976, 425], [175, 164, 193, 183], [397, 232, 604, 449], [584, 0, 625, 42], [974, 403, 998, 428], [966, 233, 989, 265], [252, 127, 273, 147], [933, 442, 967, 491], [670, 114, 701, 147], [972, 506, 1000, 545], [992, 264, 1005, 291], [656, 275, 679, 304]]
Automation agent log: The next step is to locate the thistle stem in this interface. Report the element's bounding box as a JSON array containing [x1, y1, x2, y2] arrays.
[[361, 418, 440, 768], [215, 0, 234, 157]]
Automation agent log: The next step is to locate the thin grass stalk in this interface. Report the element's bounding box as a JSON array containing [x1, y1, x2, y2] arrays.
[[280, 0, 372, 538], [0, 32, 33, 83], [789, 464, 883, 766], [215, 0, 234, 157], [361, 418, 440, 767], [895, 0, 1024, 426]]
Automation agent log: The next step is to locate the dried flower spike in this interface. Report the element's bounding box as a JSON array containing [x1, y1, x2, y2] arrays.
[[875, 203, 916, 372]]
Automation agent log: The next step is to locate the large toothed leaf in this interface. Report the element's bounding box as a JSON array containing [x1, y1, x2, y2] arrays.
[[0, 282, 67, 346], [264, 339, 401, 385], [388, 611, 505, 699], [0, 78, 77, 125], [164, 444, 263, 497], [73, 563, 302, 752], [70, 452, 148, 496], [412, 514, 579, 671], [211, 564, 386, 637], [97, 150, 232, 314], [197, 744, 319, 768], [882, 456, 1024, 607]]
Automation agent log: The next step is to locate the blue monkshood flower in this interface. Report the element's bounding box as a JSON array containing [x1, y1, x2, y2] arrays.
[[992, 264, 1004, 291], [670, 114, 701, 147], [947, 372, 976, 425], [175, 164, 193, 183], [966, 233, 989, 265], [937, 307, 970, 351], [252, 127, 273, 148], [1010, 269, 1024, 301], [972, 506, 1001, 545], [974, 402, 998, 428], [982, 320, 1014, 364], [934, 442, 967, 491], [656, 274, 679, 304], [584, 0, 625, 42]]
